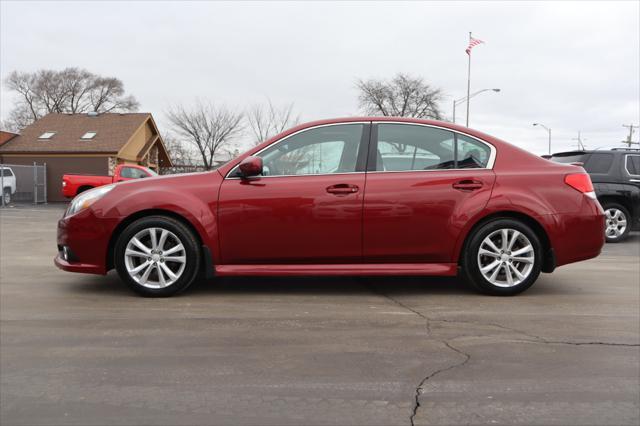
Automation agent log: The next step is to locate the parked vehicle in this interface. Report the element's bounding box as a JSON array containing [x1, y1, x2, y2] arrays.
[[55, 118, 605, 297], [1, 166, 16, 205], [62, 164, 157, 198], [550, 149, 640, 242]]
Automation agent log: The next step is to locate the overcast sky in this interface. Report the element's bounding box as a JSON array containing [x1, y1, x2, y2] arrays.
[[1, 0, 638, 154]]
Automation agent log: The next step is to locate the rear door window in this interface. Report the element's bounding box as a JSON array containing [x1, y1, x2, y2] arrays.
[[374, 124, 492, 171], [584, 153, 614, 174], [375, 124, 456, 171], [456, 134, 491, 168]]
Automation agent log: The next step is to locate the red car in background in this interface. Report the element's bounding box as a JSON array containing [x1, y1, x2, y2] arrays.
[[62, 164, 157, 198], [55, 117, 605, 297]]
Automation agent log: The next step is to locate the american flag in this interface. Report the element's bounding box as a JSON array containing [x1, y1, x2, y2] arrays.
[[466, 37, 484, 55]]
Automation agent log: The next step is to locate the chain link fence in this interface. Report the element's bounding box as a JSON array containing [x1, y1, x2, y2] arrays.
[[159, 165, 209, 175], [1, 163, 47, 207]]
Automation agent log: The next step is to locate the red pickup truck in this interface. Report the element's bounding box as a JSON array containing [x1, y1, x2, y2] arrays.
[[62, 164, 157, 198]]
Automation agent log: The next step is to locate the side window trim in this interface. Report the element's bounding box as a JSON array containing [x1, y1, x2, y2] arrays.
[[225, 122, 371, 179], [626, 154, 640, 177], [368, 122, 496, 173]]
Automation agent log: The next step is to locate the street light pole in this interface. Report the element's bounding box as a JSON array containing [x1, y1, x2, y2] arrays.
[[452, 99, 457, 124], [533, 123, 552, 155], [452, 88, 500, 124]]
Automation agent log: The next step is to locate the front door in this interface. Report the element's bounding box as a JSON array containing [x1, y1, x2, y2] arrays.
[[218, 123, 369, 265], [363, 123, 496, 263]]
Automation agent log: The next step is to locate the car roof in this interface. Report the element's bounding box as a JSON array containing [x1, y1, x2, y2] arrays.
[[552, 149, 640, 156]]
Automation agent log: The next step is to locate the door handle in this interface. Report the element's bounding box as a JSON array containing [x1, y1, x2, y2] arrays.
[[452, 180, 483, 191], [326, 184, 359, 195]]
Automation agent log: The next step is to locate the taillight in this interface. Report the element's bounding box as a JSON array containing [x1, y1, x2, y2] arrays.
[[565, 173, 596, 199]]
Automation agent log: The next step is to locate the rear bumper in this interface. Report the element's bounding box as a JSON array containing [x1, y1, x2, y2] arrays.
[[549, 199, 605, 267]]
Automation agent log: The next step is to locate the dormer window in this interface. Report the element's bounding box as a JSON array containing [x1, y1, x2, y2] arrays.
[[81, 131, 97, 140], [38, 131, 56, 139]]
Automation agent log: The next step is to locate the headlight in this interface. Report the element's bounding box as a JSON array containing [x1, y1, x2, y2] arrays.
[[66, 184, 115, 217]]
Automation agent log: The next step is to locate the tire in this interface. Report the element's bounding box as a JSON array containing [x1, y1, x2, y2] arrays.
[[2, 188, 10, 205], [602, 202, 631, 243], [114, 215, 201, 297], [461, 218, 543, 296], [77, 186, 93, 195]]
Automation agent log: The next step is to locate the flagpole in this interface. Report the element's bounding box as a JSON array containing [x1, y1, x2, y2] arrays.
[[465, 31, 472, 127]]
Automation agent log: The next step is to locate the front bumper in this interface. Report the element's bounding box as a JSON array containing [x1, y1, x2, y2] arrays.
[[54, 253, 104, 274], [54, 208, 114, 275]]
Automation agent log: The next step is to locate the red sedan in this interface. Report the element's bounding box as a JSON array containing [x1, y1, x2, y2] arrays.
[[55, 118, 605, 297]]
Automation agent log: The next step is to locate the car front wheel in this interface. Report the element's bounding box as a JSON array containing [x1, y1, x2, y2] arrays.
[[462, 219, 543, 296], [114, 216, 201, 297]]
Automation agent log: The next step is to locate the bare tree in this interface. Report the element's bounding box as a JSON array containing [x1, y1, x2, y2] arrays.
[[166, 101, 243, 170], [246, 100, 300, 145], [162, 133, 200, 167], [356, 73, 443, 119], [3, 67, 139, 130]]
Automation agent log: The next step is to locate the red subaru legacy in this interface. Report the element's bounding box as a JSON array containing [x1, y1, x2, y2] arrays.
[[55, 118, 605, 297]]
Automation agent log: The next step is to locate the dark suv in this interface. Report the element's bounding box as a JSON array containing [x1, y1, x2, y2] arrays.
[[550, 149, 640, 242]]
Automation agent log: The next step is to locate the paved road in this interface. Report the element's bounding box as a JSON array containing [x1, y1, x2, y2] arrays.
[[1, 205, 639, 425]]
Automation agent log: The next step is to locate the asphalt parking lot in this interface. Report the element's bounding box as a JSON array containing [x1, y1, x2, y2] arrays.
[[0, 205, 639, 426]]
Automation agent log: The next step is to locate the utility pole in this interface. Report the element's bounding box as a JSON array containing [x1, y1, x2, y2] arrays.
[[572, 131, 586, 150], [622, 124, 639, 148]]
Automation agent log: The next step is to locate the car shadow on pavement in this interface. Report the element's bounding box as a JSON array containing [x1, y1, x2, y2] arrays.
[[66, 267, 584, 298]]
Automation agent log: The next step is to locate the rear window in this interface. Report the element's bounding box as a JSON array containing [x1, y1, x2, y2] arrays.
[[550, 154, 586, 164], [584, 153, 614, 174], [1, 168, 13, 177], [626, 155, 640, 176]]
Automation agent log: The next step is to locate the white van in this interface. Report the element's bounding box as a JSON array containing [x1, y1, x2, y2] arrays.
[[1, 166, 17, 205]]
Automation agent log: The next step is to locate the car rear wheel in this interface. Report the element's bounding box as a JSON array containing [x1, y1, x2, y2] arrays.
[[462, 219, 542, 296], [114, 216, 200, 297], [602, 203, 630, 243]]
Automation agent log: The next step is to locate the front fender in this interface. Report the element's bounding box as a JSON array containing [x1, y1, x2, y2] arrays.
[[93, 173, 221, 264]]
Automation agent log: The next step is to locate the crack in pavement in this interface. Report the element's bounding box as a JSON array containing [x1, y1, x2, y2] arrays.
[[363, 284, 639, 426], [363, 284, 471, 426], [429, 318, 639, 347], [408, 340, 470, 426]]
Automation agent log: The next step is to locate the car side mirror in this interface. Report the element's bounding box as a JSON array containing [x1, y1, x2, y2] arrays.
[[238, 156, 263, 178]]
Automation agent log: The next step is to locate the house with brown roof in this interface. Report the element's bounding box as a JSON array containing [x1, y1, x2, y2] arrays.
[[0, 131, 19, 147], [0, 112, 172, 202]]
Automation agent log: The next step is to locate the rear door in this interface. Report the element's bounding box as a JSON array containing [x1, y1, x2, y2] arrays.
[[362, 123, 496, 263]]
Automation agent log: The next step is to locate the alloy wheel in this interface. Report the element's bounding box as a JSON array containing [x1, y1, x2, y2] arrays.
[[604, 208, 627, 239], [477, 228, 535, 288], [124, 227, 187, 288]]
